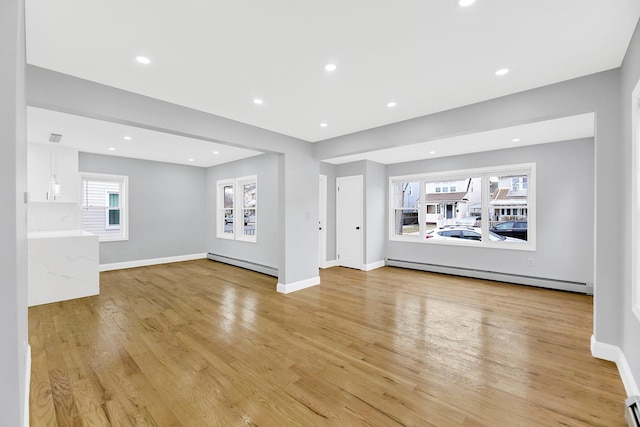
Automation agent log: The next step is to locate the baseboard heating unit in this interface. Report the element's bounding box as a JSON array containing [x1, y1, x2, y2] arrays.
[[627, 396, 640, 427], [386, 259, 592, 294], [207, 253, 278, 277]]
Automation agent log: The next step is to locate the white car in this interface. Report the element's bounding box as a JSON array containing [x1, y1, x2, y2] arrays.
[[426, 226, 525, 242], [456, 216, 481, 227]]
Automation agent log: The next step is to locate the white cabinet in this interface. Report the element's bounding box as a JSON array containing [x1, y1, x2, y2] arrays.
[[27, 143, 79, 203]]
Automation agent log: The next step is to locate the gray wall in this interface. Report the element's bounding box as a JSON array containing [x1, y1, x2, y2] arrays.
[[0, 0, 28, 426], [79, 153, 207, 264], [365, 160, 387, 265], [620, 20, 640, 392], [27, 67, 319, 286], [319, 162, 337, 262], [205, 153, 279, 270], [386, 138, 594, 284]]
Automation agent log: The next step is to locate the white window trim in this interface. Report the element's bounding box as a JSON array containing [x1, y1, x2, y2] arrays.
[[632, 77, 640, 323], [80, 172, 129, 242], [216, 175, 258, 243], [389, 163, 535, 251]]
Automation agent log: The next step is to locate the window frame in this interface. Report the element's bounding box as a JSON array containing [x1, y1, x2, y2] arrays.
[[389, 163, 535, 251], [216, 175, 258, 243], [80, 172, 129, 242], [217, 178, 235, 240], [236, 175, 257, 243]]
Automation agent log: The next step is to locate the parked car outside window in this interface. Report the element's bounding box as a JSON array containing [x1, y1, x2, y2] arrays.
[[224, 214, 249, 225], [490, 220, 528, 240], [456, 216, 481, 227], [426, 226, 525, 242]]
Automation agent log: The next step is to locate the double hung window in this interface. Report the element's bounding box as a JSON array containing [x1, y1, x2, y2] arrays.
[[217, 175, 258, 242], [80, 172, 128, 241]]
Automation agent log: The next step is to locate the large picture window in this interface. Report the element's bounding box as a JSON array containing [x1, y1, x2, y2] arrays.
[[81, 172, 128, 241], [389, 163, 535, 250], [217, 175, 257, 242]]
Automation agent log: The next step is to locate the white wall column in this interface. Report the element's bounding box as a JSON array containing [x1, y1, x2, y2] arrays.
[[0, 0, 29, 425]]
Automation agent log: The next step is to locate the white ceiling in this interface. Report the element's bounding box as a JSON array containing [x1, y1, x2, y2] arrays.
[[324, 113, 595, 165], [24, 1, 639, 163], [26, 107, 263, 168]]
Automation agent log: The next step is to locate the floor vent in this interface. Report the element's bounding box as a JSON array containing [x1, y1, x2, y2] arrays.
[[627, 396, 640, 427]]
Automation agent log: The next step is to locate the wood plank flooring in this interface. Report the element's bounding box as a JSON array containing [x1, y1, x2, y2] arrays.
[[28, 260, 626, 426]]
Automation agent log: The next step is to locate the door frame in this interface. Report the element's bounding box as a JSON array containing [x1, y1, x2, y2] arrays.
[[319, 174, 327, 268]]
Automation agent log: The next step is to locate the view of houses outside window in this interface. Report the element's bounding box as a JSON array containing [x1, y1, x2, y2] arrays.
[[488, 174, 529, 241], [222, 182, 234, 235], [390, 164, 533, 247], [426, 177, 481, 228], [392, 181, 420, 236], [81, 173, 128, 241], [241, 182, 257, 237]]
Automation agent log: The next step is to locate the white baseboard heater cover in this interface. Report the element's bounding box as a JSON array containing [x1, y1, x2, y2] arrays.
[[386, 259, 592, 294], [207, 253, 278, 277], [627, 395, 640, 427]]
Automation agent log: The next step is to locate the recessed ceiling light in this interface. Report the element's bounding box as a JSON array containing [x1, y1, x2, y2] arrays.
[[188, 158, 195, 162], [324, 64, 337, 72], [495, 68, 509, 76], [320, 123, 328, 128], [429, 150, 436, 154], [136, 56, 151, 65], [253, 99, 263, 105], [213, 151, 219, 155], [124, 136, 132, 140], [512, 138, 521, 142], [458, 0, 476, 6], [108, 147, 115, 151], [387, 102, 397, 108]]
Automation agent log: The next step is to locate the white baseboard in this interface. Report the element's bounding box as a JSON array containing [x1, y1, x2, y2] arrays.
[[591, 335, 640, 396], [100, 253, 207, 272], [320, 260, 338, 269], [24, 343, 31, 427], [277, 276, 320, 294], [363, 260, 385, 271], [322, 260, 383, 271]]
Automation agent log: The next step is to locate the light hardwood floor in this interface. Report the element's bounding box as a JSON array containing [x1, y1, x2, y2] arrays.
[[29, 260, 626, 426]]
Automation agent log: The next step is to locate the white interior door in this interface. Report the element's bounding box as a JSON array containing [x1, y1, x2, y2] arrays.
[[337, 175, 363, 269], [319, 174, 327, 268]]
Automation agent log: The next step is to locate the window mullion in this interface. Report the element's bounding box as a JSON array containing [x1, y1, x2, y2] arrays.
[[419, 180, 426, 238], [481, 174, 490, 241]]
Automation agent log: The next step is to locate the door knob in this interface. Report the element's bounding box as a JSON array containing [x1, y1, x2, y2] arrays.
[[356, 226, 360, 230]]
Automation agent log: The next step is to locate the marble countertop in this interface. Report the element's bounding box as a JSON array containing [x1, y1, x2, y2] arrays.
[[28, 229, 97, 239]]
